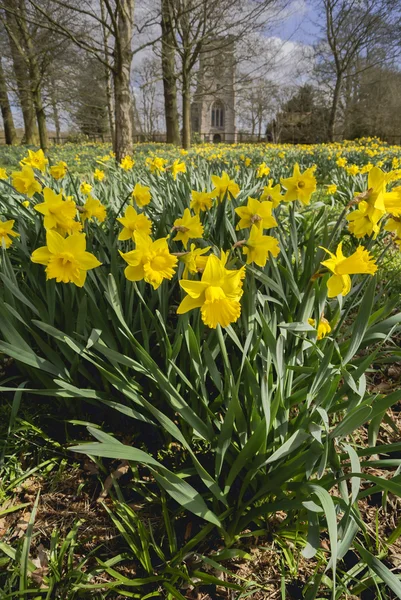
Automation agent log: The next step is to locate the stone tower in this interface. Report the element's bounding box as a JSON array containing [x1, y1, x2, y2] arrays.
[[191, 38, 236, 143]]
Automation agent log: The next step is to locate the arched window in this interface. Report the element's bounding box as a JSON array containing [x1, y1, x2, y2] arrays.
[[211, 100, 224, 128]]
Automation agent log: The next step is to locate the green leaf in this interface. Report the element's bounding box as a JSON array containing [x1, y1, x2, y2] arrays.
[[354, 542, 401, 598]]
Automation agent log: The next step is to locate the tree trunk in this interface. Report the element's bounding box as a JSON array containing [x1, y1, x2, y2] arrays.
[[0, 57, 17, 145], [31, 78, 48, 151], [17, 0, 49, 151], [113, 0, 135, 161], [49, 79, 61, 143], [3, 2, 38, 145], [100, 0, 115, 143], [182, 70, 191, 149], [328, 72, 343, 142], [161, 0, 180, 146]]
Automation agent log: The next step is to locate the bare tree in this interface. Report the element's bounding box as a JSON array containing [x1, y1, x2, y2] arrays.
[[135, 56, 163, 136], [2, 0, 158, 159], [161, 0, 180, 144], [315, 0, 401, 141]]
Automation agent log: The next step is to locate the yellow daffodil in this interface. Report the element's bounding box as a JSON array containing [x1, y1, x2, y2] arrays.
[[146, 156, 167, 174], [31, 230, 101, 286], [35, 188, 78, 234], [80, 182, 92, 195], [171, 160, 186, 180], [22, 200, 30, 208], [190, 190, 214, 214], [336, 157, 347, 167], [120, 156, 135, 170], [244, 158, 251, 167], [120, 231, 177, 289], [0, 168, 8, 180], [20, 149, 48, 173], [346, 200, 382, 239], [326, 184, 337, 195], [0, 219, 19, 249], [260, 179, 283, 208], [320, 242, 377, 297], [12, 166, 42, 197], [211, 171, 240, 201], [179, 243, 211, 278], [281, 163, 317, 205], [384, 217, 401, 238], [177, 252, 245, 329], [383, 186, 401, 216], [132, 183, 151, 207], [80, 196, 107, 224], [235, 197, 277, 231], [242, 224, 280, 267], [50, 161, 67, 180], [308, 317, 331, 340], [173, 208, 204, 249], [117, 205, 152, 240], [94, 169, 105, 181], [256, 162, 270, 178], [346, 164, 359, 176]]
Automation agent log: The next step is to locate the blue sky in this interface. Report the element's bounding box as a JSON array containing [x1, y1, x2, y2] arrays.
[[271, 0, 320, 46]]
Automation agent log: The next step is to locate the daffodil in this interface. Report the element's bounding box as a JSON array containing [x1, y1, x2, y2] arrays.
[[320, 242, 377, 297], [146, 156, 167, 174], [132, 183, 151, 207], [336, 157, 347, 167], [0, 168, 8, 180], [94, 169, 105, 181], [308, 317, 331, 340], [326, 184, 337, 195], [346, 164, 359, 176], [211, 171, 240, 201], [120, 232, 177, 289], [35, 187, 78, 233], [346, 167, 401, 238], [80, 196, 107, 224], [190, 189, 214, 214], [260, 179, 283, 208], [80, 182, 92, 195], [256, 162, 270, 178], [346, 200, 382, 239], [281, 163, 317, 205], [235, 197, 277, 231], [242, 225, 280, 267], [179, 244, 211, 278], [0, 219, 19, 248], [177, 252, 245, 329], [120, 156, 135, 170], [383, 186, 401, 216], [20, 149, 48, 173], [117, 205, 152, 240], [50, 161, 67, 180], [31, 230, 101, 286], [12, 166, 42, 197], [171, 160, 186, 180], [173, 208, 204, 249], [384, 217, 401, 238]]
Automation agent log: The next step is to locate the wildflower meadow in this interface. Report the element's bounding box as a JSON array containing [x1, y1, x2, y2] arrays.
[[0, 138, 401, 598]]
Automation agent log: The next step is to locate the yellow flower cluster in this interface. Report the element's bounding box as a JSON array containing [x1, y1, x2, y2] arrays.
[[0, 145, 387, 332]]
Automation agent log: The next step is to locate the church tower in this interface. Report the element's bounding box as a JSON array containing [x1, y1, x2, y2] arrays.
[[191, 38, 236, 143]]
